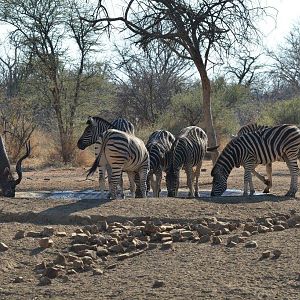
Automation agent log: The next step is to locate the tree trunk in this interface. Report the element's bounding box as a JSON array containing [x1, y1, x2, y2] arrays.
[[195, 60, 219, 164]]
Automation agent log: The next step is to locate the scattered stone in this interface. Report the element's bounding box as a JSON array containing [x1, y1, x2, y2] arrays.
[[273, 225, 285, 231], [35, 261, 47, 271], [245, 241, 258, 248], [212, 236, 222, 245], [152, 280, 165, 288], [66, 269, 77, 275], [66, 254, 78, 262], [39, 238, 53, 248], [13, 276, 24, 283], [106, 263, 117, 270], [39, 276, 52, 285], [71, 244, 91, 253], [72, 259, 84, 270], [196, 224, 213, 236], [98, 220, 109, 231], [58, 275, 69, 283], [161, 241, 174, 250], [108, 244, 125, 254], [41, 227, 55, 237], [199, 235, 211, 243], [148, 243, 158, 250], [43, 267, 59, 279], [0, 242, 9, 252], [287, 214, 300, 227], [82, 256, 94, 265], [295, 224, 300, 228], [54, 253, 66, 265], [26, 231, 41, 238], [73, 233, 89, 244], [56, 232, 67, 237], [96, 246, 109, 257], [14, 230, 25, 239], [258, 225, 270, 233], [93, 268, 104, 276], [244, 224, 258, 233], [181, 230, 194, 239], [261, 250, 271, 259], [78, 249, 97, 260], [273, 249, 282, 259], [227, 241, 237, 248], [241, 231, 251, 237], [117, 253, 131, 260]]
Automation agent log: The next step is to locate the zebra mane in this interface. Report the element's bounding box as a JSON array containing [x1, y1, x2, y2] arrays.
[[87, 116, 114, 128]]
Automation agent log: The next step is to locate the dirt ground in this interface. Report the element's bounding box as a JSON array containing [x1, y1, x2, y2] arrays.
[[0, 160, 300, 300]]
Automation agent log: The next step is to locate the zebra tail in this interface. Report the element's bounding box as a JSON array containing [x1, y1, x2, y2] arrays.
[[86, 141, 105, 178]]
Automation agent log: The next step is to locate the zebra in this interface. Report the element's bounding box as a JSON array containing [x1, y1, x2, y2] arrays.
[[165, 126, 218, 198], [211, 124, 300, 197], [87, 129, 149, 200], [77, 116, 135, 198], [146, 130, 175, 197], [0, 136, 30, 197]]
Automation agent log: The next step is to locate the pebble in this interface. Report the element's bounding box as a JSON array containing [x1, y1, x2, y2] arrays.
[[39, 276, 52, 285], [0, 242, 9, 252], [261, 250, 271, 259], [14, 230, 26, 239], [212, 236, 222, 245], [245, 241, 258, 248], [13, 276, 24, 283], [93, 268, 104, 276], [152, 280, 165, 288], [273, 249, 282, 259], [39, 238, 53, 248], [273, 225, 285, 231]]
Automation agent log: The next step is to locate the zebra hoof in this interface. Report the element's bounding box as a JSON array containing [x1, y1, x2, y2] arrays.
[[194, 192, 199, 198], [263, 188, 270, 194]]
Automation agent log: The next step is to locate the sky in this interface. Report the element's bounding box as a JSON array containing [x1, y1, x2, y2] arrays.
[[0, 1, 300, 59]]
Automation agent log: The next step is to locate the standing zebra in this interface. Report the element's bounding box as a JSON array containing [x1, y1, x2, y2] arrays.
[[146, 130, 175, 197], [211, 124, 300, 197], [87, 129, 149, 200], [77, 116, 134, 198], [166, 126, 218, 198]]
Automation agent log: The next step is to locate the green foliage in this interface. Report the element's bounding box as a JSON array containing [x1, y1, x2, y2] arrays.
[[259, 98, 300, 126]]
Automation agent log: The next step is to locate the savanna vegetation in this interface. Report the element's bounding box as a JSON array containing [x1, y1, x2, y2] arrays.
[[0, 0, 299, 167]]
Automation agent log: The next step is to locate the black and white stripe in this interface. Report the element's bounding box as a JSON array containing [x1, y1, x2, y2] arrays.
[[211, 124, 300, 197], [146, 130, 175, 197], [236, 123, 273, 193], [77, 116, 135, 198], [87, 129, 149, 200], [166, 126, 208, 197]]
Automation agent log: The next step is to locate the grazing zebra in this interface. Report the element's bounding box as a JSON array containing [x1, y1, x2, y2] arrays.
[[77, 116, 134, 198], [211, 124, 300, 197], [146, 130, 175, 197], [236, 123, 273, 193], [0, 137, 30, 197], [166, 126, 218, 198], [87, 129, 149, 200]]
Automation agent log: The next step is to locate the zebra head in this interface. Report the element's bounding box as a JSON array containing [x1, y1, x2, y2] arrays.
[[77, 116, 112, 150], [210, 164, 228, 196], [0, 140, 31, 197], [165, 166, 179, 197]]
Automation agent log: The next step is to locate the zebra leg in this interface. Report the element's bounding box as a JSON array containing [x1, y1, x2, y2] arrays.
[[98, 166, 106, 199], [106, 164, 113, 199], [138, 167, 148, 198], [152, 170, 162, 197], [127, 171, 136, 198], [109, 168, 123, 200], [284, 158, 299, 197], [194, 162, 202, 198], [263, 163, 272, 193], [185, 165, 194, 198], [118, 173, 125, 199], [244, 166, 255, 196]]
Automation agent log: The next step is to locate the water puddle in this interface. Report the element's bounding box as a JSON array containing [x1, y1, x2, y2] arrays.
[[16, 189, 264, 200]]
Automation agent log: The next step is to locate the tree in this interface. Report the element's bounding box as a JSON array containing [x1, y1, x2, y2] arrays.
[[113, 44, 190, 123], [269, 21, 300, 99], [0, 0, 105, 162], [89, 0, 272, 161]]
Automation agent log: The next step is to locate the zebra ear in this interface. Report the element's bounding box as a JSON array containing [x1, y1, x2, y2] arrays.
[[231, 134, 237, 139], [87, 116, 97, 126]]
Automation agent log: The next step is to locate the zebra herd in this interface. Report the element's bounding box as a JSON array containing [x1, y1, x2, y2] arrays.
[[77, 116, 300, 199]]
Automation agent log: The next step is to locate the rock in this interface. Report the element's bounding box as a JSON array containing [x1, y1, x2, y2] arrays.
[[56, 232, 67, 237], [181, 230, 194, 239], [96, 246, 109, 256], [0, 242, 9, 252], [93, 268, 103, 276], [98, 220, 109, 231], [261, 250, 271, 259], [78, 249, 97, 260], [142, 223, 160, 234], [66, 254, 78, 262], [227, 241, 237, 248], [160, 241, 174, 250], [58, 275, 69, 283], [39, 276, 52, 285], [41, 226, 55, 237], [35, 261, 47, 271], [212, 236, 222, 245], [241, 231, 251, 237], [71, 244, 90, 253], [273, 225, 285, 231], [72, 259, 84, 270], [13, 276, 24, 283], [196, 224, 212, 236], [39, 238, 53, 248], [152, 280, 165, 288], [43, 267, 59, 279], [54, 253, 66, 265], [287, 214, 300, 227], [106, 263, 117, 270], [117, 253, 131, 260], [273, 249, 282, 259], [258, 225, 270, 233], [26, 231, 41, 238], [148, 243, 158, 250], [161, 236, 173, 244], [108, 244, 125, 254], [14, 230, 25, 239], [73, 233, 89, 244], [295, 224, 300, 228], [199, 235, 211, 243], [82, 256, 94, 265], [244, 224, 258, 233], [245, 241, 258, 248], [67, 269, 77, 275]]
